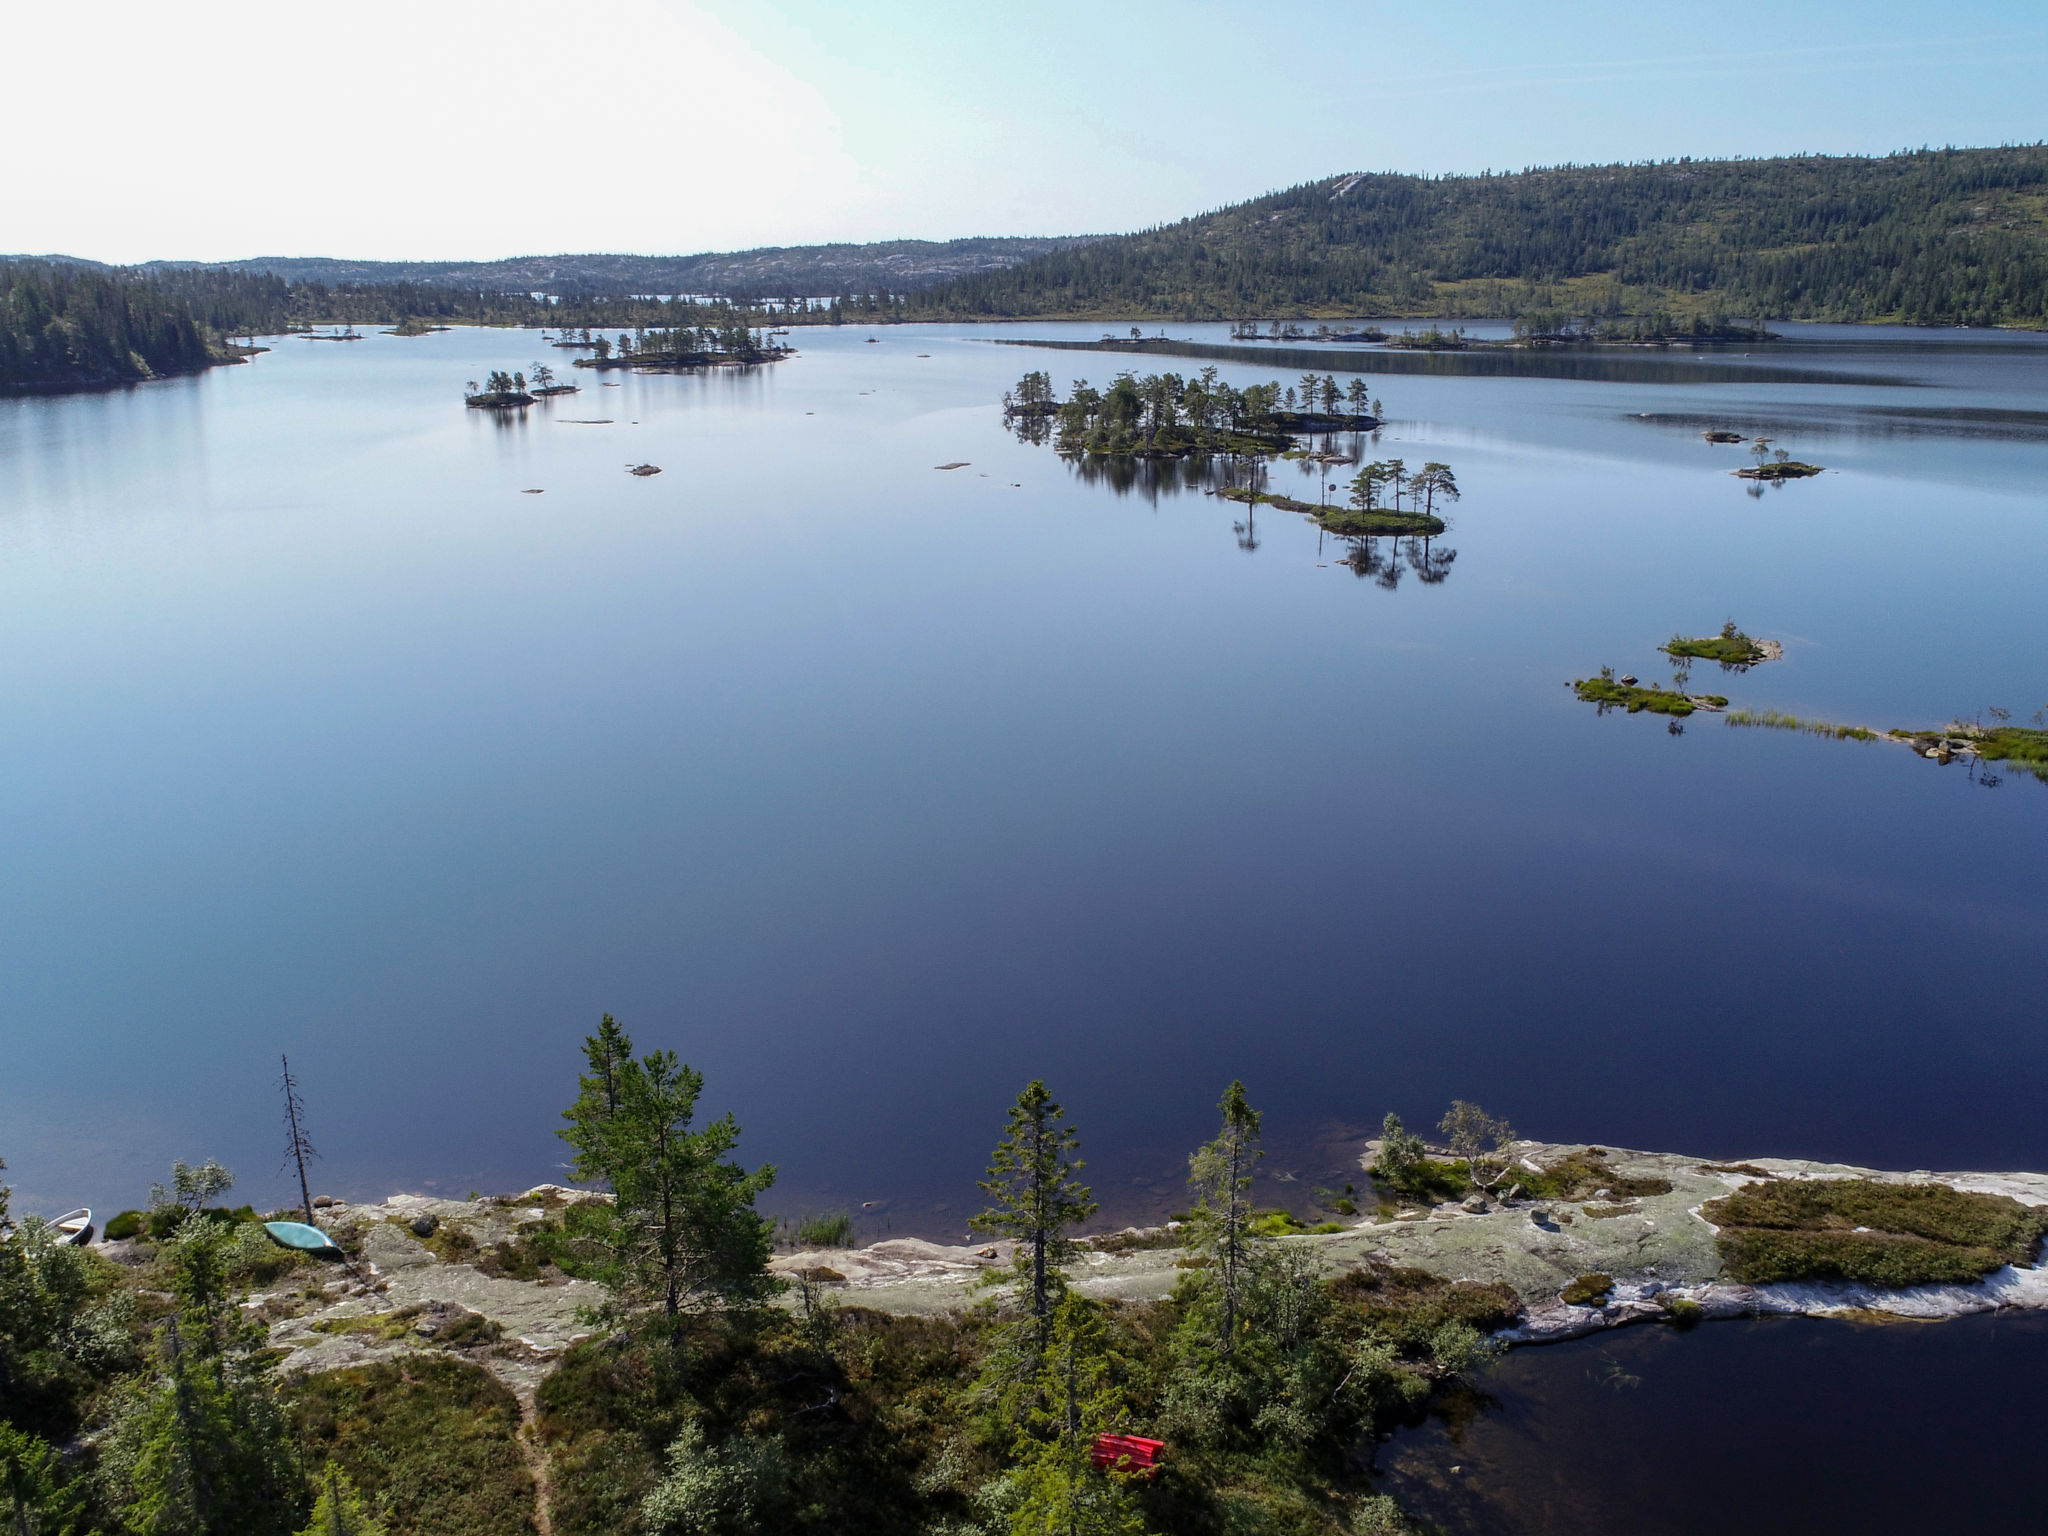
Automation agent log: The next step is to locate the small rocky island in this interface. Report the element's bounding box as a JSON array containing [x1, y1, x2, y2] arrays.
[[1573, 668, 1728, 717], [1661, 620, 1783, 669]]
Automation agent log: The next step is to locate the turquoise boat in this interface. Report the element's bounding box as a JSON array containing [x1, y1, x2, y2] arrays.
[[262, 1220, 341, 1255]]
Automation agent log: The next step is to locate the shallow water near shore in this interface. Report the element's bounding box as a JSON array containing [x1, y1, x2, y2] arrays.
[[1383, 1310, 2048, 1533], [1, 320, 2046, 1235]]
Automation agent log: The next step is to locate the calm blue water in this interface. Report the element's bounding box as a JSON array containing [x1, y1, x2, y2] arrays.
[[1385, 1309, 2048, 1532], [2, 322, 2045, 1231]]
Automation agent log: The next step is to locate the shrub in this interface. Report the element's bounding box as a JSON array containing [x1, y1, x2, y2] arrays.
[[1705, 1178, 2048, 1286], [102, 1210, 146, 1242], [287, 1356, 533, 1536], [1518, 1151, 1671, 1202], [1659, 1297, 1705, 1328], [1331, 1264, 1521, 1354], [641, 1422, 791, 1536]]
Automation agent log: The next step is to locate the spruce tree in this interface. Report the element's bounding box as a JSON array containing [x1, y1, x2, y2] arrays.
[[972, 1082, 1096, 1350], [1006, 1295, 1153, 1536], [0, 1422, 90, 1536], [295, 1466, 384, 1536], [1186, 1082, 1263, 1354]]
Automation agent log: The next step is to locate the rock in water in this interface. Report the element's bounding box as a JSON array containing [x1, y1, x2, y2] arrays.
[[628, 463, 662, 477]]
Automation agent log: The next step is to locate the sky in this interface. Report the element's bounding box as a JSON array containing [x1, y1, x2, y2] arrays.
[[6, 0, 2046, 264]]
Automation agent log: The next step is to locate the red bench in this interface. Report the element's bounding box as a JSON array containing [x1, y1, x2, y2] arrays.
[[1091, 1434, 1165, 1478]]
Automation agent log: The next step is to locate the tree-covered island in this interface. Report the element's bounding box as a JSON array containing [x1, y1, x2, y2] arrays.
[[1005, 370, 1470, 582], [567, 321, 792, 372]]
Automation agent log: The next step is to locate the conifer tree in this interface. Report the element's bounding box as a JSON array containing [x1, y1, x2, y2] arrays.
[[972, 1082, 1096, 1350], [295, 1466, 384, 1536], [1006, 1295, 1154, 1536], [0, 1423, 90, 1536], [1186, 1081, 1262, 1354], [558, 1017, 778, 1330]]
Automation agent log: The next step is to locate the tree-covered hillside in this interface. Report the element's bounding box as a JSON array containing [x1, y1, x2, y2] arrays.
[[0, 262, 216, 390], [128, 235, 1098, 301], [911, 147, 2048, 325]]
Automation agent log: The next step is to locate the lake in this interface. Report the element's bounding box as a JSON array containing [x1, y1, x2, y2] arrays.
[[2, 320, 2045, 1238], [1382, 1308, 2048, 1533]]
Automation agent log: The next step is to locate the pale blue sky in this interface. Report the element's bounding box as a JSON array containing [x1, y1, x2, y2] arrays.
[[697, 0, 2048, 236], [9, 0, 2046, 261]]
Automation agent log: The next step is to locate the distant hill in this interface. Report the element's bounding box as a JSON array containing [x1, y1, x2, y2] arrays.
[[115, 237, 1098, 300], [910, 147, 2048, 326]]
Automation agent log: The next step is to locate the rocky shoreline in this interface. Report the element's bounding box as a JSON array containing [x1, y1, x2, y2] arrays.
[[771, 1142, 2048, 1343], [143, 1145, 2045, 1412]]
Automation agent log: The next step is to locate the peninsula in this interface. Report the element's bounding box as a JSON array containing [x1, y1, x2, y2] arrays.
[[11, 1017, 2046, 1536]]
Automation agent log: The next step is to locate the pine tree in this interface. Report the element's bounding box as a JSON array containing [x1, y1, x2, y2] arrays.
[[972, 1083, 1096, 1350], [558, 1018, 778, 1330]]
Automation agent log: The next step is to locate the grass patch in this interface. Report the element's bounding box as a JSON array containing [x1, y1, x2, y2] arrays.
[[1559, 1273, 1614, 1307], [1975, 725, 2048, 779], [1698, 1163, 1774, 1179], [312, 1309, 421, 1342], [1515, 1151, 1672, 1202], [1726, 709, 1876, 741], [1375, 1157, 1475, 1206], [288, 1354, 535, 1536], [1659, 1296, 1705, 1327], [1574, 675, 1725, 716], [789, 1211, 856, 1249], [1705, 1179, 2048, 1287], [102, 1209, 146, 1241], [1247, 1209, 1345, 1237]]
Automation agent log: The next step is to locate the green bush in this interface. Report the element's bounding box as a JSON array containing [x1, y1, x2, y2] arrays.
[[102, 1210, 146, 1242]]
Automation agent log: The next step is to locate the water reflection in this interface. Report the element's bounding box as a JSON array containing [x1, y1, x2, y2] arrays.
[[1050, 441, 1459, 588]]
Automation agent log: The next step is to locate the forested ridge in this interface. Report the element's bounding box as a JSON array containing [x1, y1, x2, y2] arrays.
[[910, 147, 2048, 326], [0, 263, 217, 390], [0, 263, 905, 392]]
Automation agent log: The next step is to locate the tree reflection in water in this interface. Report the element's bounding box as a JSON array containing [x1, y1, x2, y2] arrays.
[[1041, 438, 1458, 591]]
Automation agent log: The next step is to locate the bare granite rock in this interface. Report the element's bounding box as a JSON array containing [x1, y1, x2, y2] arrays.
[[262, 1187, 606, 1405]]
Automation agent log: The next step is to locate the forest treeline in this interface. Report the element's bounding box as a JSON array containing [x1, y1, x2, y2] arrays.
[[0, 262, 898, 392], [909, 147, 2048, 326], [0, 263, 217, 390]]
